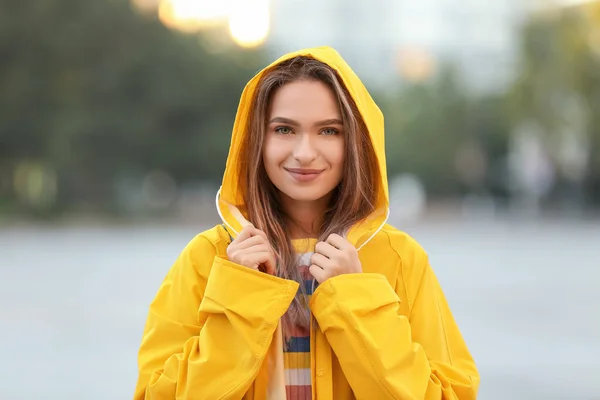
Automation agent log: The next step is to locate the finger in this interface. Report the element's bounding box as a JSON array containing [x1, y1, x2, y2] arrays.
[[240, 219, 254, 229], [263, 255, 277, 275], [310, 252, 332, 269], [234, 225, 256, 243], [235, 235, 265, 249], [249, 227, 269, 242], [255, 252, 274, 270], [309, 264, 326, 284], [326, 233, 349, 250], [249, 228, 274, 255], [238, 244, 271, 256], [315, 241, 339, 259], [240, 252, 273, 270]]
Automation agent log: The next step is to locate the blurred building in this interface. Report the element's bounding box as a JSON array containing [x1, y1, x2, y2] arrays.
[[268, 0, 530, 94], [396, 0, 528, 94], [268, 0, 401, 90]]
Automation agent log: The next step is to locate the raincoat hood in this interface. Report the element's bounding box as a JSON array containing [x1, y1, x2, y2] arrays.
[[216, 46, 389, 249]]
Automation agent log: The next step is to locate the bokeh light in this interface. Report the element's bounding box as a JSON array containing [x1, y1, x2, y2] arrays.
[[228, 0, 270, 48], [158, 0, 230, 33]]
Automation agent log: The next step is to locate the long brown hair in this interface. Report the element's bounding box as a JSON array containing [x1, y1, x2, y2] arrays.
[[238, 56, 381, 335]]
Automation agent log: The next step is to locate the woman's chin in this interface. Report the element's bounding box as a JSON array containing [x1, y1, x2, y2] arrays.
[[279, 188, 334, 205]]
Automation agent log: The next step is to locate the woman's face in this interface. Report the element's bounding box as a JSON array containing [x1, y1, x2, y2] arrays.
[[263, 79, 345, 207]]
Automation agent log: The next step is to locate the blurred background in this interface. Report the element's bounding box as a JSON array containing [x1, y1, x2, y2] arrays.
[[1, 0, 599, 399]]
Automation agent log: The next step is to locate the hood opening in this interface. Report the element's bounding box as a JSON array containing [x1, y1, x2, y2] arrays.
[[216, 46, 390, 250]]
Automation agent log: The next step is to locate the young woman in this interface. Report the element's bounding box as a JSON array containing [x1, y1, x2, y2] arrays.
[[134, 46, 479, 400]]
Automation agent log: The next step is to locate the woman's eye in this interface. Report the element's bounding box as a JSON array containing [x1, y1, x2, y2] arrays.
[[321, 128, 339, 136], [275, 126, 292, 135]]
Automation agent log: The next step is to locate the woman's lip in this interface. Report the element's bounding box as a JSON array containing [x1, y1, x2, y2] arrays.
[[284, 168, 324, 174], [285, 168, 323, 182]]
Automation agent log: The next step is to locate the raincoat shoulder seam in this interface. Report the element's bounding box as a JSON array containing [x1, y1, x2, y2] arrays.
[[426, 251, 455, 365], [379, 228, 411, 310], [188, 232, 219, 275], [409, 246, 455, 365], [197, 225, 228, 245]]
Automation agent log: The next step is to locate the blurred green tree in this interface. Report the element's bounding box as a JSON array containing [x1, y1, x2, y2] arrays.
[[381, 64, 510, 199], [508, 3, 600, 206], [0, 0, 267, 215]]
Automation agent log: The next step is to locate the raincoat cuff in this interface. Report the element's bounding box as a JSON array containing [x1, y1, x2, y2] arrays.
[[205, 256, 300, 313], [309, 273, 399, 314]]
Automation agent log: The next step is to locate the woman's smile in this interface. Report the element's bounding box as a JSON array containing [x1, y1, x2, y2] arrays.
[[284, 167, 325, 182]]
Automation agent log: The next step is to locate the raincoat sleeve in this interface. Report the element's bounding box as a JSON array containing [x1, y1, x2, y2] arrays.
[[134, 234, 299, 400], [309, 235, 479, 400]]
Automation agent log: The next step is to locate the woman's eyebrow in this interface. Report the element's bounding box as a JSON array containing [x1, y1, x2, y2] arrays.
[[268, 116, 300, 126], [268, 117, 343, 127], [314, 118, 343, 127]]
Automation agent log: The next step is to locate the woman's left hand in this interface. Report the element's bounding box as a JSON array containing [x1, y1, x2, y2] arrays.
[[309, 234, 362, 284]]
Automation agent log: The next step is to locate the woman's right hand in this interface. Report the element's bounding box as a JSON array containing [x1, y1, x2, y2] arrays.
[[226, 225, 277, 275]]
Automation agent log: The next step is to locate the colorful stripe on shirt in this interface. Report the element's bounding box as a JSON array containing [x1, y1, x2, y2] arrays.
[[283, 254, 315, 400]]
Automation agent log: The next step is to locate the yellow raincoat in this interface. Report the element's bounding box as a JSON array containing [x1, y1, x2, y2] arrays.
[[134, 46, 480, 400]]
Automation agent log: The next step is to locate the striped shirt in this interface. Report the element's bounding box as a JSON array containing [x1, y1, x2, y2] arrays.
[[284, 243, 316, 400]]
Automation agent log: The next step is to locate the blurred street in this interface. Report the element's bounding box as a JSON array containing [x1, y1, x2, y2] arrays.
[[1, 216, 598, 400]]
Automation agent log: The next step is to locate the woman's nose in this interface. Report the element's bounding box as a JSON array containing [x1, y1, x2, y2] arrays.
[[292, 133, 318, 163]]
